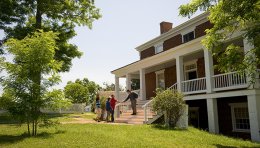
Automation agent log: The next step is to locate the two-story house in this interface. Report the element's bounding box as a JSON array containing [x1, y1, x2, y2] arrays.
[[111, 12, 260, 142]]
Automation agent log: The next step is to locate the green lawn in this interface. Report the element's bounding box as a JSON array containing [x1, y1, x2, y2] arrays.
[[0, 113, 260, 148], [0, 123, 260, 148]]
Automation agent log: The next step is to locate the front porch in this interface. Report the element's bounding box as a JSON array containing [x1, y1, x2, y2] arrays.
[[111, 35, 260, 141]]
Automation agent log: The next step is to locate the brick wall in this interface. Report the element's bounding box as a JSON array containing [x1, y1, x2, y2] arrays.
[[197, 57, 205, 78], [145, 72, 156, 99], [164, 66, 177, 88], [195, 21, 214, 38], [163, 34, 183, 51], [217, 96, 251, 140], [140, 46, 155, 59]]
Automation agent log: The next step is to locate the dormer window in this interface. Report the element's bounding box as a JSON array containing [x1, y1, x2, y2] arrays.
[[183, 31, 195, 43], [155, 43, 163, 54]]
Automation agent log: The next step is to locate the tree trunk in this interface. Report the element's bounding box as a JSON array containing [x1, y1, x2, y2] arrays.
[[27, 122, 30, 136], [36, 0, 42, 29]]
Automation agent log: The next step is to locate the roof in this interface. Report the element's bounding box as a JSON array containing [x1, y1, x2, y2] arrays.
[[135, 12, 209, 52]]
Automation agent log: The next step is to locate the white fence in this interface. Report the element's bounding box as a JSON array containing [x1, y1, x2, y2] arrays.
[[41, 103, 86, 114]]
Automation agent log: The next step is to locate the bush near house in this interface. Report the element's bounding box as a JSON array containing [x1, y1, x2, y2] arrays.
[[152, 89, 185, 127]]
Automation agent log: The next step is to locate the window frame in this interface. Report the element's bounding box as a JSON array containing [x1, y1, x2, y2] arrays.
[[155, 69, 165, 89], [184, 60, 198, 80], [154, 42, 164, 54], [229, 103, 250, 133]]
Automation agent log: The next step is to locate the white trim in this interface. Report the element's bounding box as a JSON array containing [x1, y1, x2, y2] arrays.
[[154, 42, 164, 54], [155, 69, 165, 89], [180, 27, 196, 36], [229, 102, 250, 133], [184, 60, 198, 81]]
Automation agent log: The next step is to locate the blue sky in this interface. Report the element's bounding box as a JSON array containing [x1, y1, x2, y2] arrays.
[[0, 0, 200, 89]]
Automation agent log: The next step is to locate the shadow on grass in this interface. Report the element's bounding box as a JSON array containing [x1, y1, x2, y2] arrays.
[[0, 130, 66, 145], [151, 124, 188, 131], [214, 144, 260, 148]]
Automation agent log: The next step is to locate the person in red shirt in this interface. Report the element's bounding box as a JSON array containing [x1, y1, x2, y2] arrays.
[[110, 94, 118, 122]]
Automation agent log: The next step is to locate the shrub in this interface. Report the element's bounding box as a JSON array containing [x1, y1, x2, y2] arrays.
[[152, 89, 185, 128]]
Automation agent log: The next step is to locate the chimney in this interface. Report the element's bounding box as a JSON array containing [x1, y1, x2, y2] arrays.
[[160, 21, 173, 34]]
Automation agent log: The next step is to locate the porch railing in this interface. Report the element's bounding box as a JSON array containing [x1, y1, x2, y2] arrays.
[[114, 102, 131, 118], [213, 71, 247, 91], [142, 100, 153, 123], [181, 77, 207, 94], [168, 83, 178, 92]]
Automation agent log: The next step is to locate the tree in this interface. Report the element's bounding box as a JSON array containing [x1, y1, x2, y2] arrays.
[[64, 78, 100, 104], [0, 30, 62, 136], [152, 89, 185, 127], [44, 89, 72, 111], [64, 83, 89, 104], [179, 0, 260, 83], [0, 0, 101, 71], [102, 82, 124, 91]]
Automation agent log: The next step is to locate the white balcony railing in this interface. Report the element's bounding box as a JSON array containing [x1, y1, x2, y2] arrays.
[[168, 83, 178, 92], [213, 71, 247, 91], [181, 77, 207, 94]]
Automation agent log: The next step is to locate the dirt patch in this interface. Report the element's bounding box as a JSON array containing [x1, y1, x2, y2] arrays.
[[61, 117, 132, 125]]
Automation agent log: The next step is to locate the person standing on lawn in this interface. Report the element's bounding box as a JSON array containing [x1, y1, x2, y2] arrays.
[[105, 97, 112, 122], [110, 94, 118, 122], [95, 94, 102, 122], [123, 90, 138, 115]]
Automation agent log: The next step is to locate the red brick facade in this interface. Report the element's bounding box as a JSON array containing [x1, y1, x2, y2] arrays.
[[163, 34, 182, 51], [140, 21, 214, 60], [145, 72, 156, 99], [197, 57, 205, 78], [140, 46, 155, 59], [195, 21, 213, 38], [165, 66, 177, 88]]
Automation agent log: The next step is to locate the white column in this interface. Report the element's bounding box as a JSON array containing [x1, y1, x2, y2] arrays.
[[126, 73, 132, 90], [204, 49, 214, 93], [140, 68, 146, 100], [247, 94, 260, 142], [176, 56, 184, 91], [207, 98, 219, 133], [115, 76, 120, 100], [243, 38, 257, 88]]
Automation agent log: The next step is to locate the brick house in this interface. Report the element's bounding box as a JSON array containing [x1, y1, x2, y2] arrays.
[[111, 13, 260, 142]]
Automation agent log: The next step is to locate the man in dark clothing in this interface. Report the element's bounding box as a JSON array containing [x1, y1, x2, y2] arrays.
[[123, 90, 138, 115]]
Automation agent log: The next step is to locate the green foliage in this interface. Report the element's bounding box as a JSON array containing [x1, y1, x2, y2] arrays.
[[152, 89, 185, 127], [0, 30, 62, 136], [0, 0, 101, 71], [44, 89, 72, 111], [64, 78, 100, 104], [179, 0, 260, 84], [64, 83, 89, 103]]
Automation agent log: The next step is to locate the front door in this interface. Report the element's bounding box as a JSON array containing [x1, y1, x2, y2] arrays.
[[188, 71, 197, 80], [189, 107, 200, 128]]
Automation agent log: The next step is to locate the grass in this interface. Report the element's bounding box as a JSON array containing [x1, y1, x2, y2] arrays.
[[0, 113, 260, 148], [46, 112, 96, 122], [0, 112, 96, 123]]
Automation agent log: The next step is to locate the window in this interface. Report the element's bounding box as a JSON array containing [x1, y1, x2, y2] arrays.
[[184, 61, 197, 80], [155, 43, 163, 54], [229, 103, 250, 132], [183, 31, 195, 43], [155, 70, 165, 89]]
